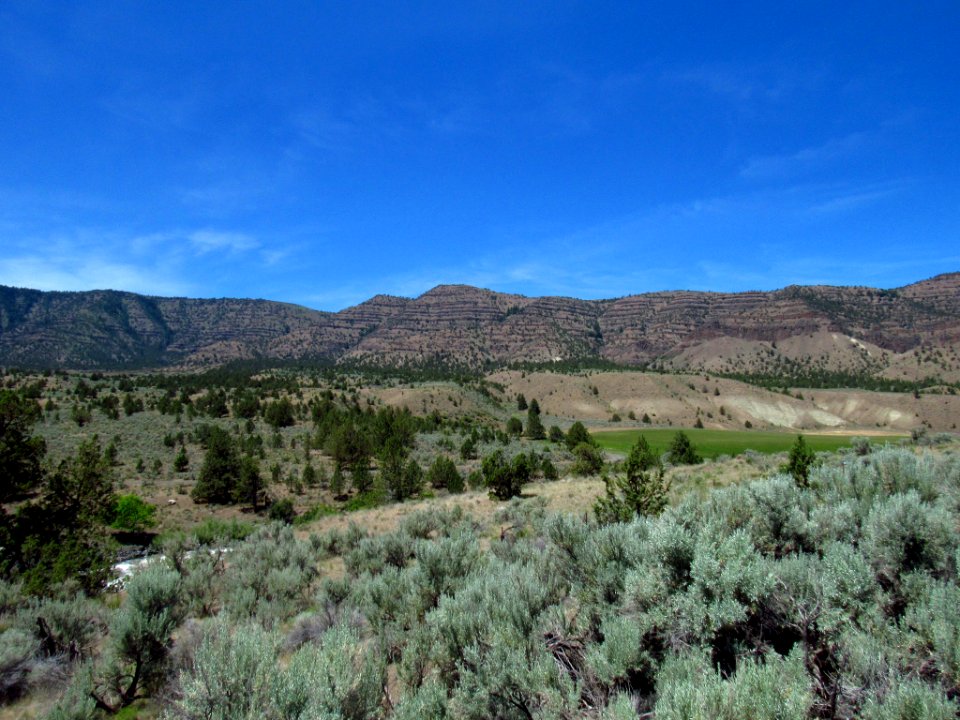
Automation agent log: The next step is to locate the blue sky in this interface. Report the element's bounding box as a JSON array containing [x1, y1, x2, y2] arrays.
[[1, 2, 958, 310]]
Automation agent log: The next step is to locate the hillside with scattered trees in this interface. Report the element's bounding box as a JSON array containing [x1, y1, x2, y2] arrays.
[[1, 362, 959, 718]]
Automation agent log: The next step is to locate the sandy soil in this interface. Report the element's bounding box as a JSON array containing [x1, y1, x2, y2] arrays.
[[484, 370, 960, 433]]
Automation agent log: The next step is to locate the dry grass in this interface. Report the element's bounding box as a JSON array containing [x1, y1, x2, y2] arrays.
[[290, 452, 783, 538], [292, 477, 607, 538]]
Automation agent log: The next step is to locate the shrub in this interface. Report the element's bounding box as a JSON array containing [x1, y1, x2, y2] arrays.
[[860, 677, 956, 720], [851, 436, 872, 456], [565, 421, 594, 451], [92, 563, 183, 710], [425, 559, 572, 718], [426, 455, 462, 493], [667, 431, 702, 465], [654, 648, 811, 720], [269, 498, 296, 524], [16, 592, 105, 660], [902, 580, 960, 691], [571, 442, 603, 476], [187, 517, 254, 546], [482, 450, 531, 500], [862, 491, 954, 593], [171, 618, 279, 718], [221, 524, 317, 627], [0, 627, 37, 703], [44, 666, 100, 720], [273, 622, 385, 720], [393, 678, 449, 720], [784, 435, 815, 486], [110, 494, 157, 532]]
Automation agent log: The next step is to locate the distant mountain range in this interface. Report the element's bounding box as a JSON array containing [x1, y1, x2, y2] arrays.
[[2, 274, 959, 381]]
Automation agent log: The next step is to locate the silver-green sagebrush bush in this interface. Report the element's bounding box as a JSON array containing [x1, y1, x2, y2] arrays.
[[167, 618, 279, 720], [859, 677, 957, 720], [168, 619, 383, 720], [221, 523, 317, 628], [862, 491, 955, 591], [14, 591, 105, 660], [6, 439, 960, 718], [654, 648, 811, 720], [902, 580, 960, 692]]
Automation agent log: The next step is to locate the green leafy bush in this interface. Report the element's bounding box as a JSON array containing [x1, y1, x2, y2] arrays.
[[110, 494, 157, 532]]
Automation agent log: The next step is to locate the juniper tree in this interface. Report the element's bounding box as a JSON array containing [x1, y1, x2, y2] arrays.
[[234, 455, 265, 511], [427, 455, 462, 491], [330, 464, 346, 496], [0, 389, 45, 502], [565, 421, 594, 451], [526, 406, 546, 440], [668, 430, 701, 465], [173, 445, 188, 472], [785, 434, 815, 487], [571, 442, 604, 476], [192, 427, 241, 504], [91, 564, 183, 711], [482, 450, 531, 500], [594, 464, 668, 524]]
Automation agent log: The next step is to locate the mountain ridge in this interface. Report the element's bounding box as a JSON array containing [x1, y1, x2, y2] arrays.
[[1, 273, 959, 377]]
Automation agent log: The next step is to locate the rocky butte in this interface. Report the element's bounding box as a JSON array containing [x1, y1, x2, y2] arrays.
[[1, 273, 958, 377]]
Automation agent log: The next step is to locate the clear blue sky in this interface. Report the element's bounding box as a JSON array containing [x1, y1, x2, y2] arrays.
[[1, 2, 958, 310]]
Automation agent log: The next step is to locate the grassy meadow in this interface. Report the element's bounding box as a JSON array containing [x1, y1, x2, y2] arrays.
[[593, 426, 909, 458]]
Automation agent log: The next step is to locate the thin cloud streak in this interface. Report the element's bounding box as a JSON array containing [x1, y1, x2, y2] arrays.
[[0, 255, 192, 296], [188, 230, 259, 254], [740, 131, 870, 180]]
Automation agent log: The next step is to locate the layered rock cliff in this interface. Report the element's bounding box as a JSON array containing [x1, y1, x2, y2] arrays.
[[1, 273, 958, 374]]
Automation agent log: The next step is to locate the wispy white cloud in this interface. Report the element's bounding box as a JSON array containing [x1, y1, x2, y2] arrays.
[[260, 246, 297, 266], [292, 108, 366, 152], [188, 229, 258, 254], [740, 131, 869, 180], [0, 222, 267, 298], [806, 182, 906, 214], [0, 254, 192, 296]]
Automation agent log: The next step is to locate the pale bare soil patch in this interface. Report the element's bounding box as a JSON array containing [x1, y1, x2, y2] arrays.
[[486, 369, 959, 432], [809, 388, 960, 432]]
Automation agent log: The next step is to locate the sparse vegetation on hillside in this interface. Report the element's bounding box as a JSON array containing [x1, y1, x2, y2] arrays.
[[2, 436, 958, 717], [2, 362, 959, 717]]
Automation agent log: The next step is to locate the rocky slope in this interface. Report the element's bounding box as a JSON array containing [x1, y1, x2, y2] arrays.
[[1, 273, 958, 376]]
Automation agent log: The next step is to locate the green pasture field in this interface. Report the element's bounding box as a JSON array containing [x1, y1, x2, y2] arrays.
[[593, 427, 908, 459]]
